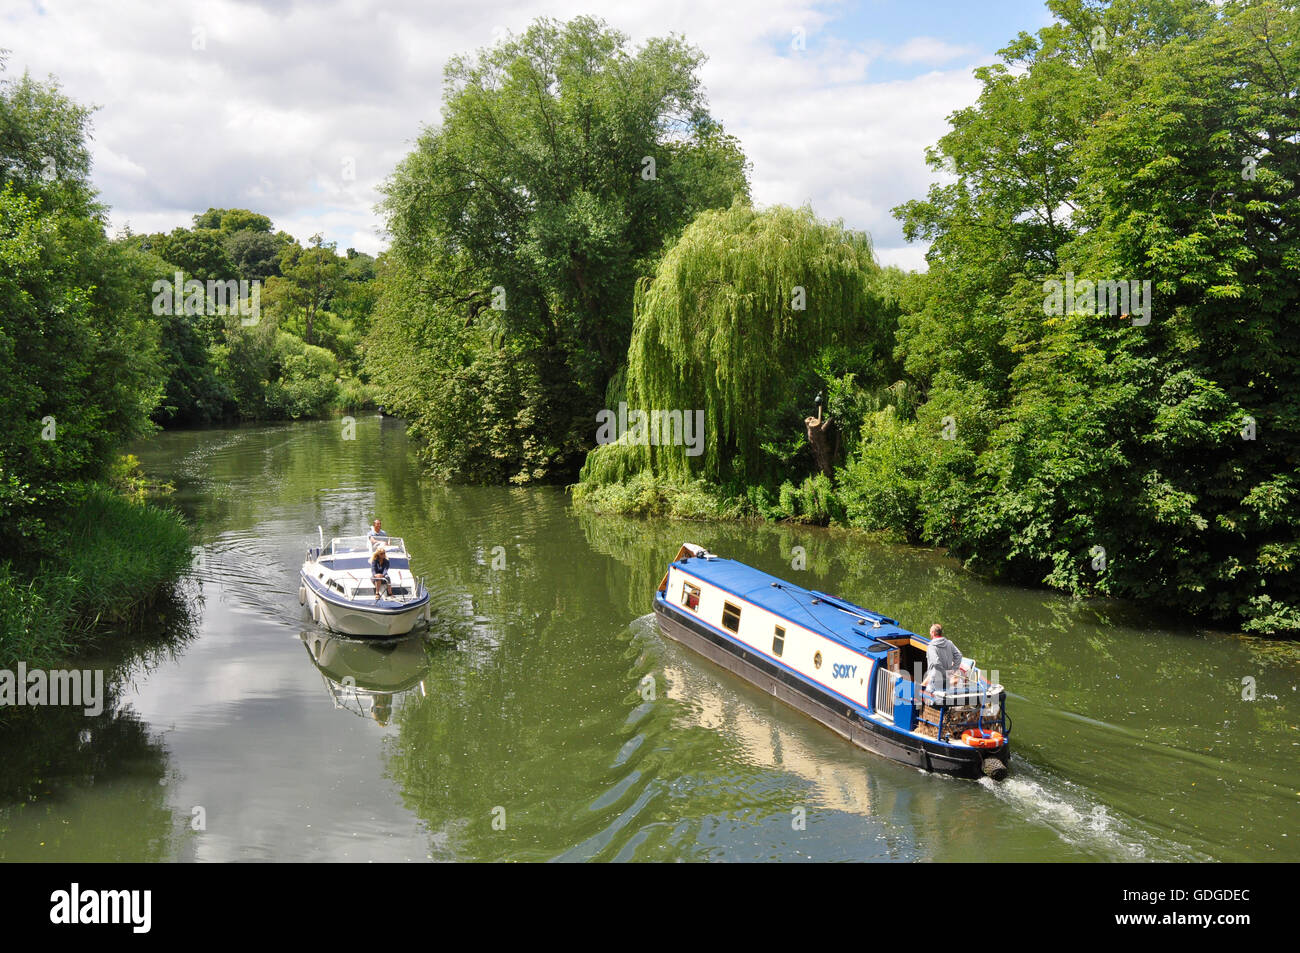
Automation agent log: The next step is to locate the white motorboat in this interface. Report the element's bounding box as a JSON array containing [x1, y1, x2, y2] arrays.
[[299, 529, 432, 638]]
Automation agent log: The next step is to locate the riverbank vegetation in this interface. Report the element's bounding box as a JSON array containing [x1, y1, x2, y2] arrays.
[[575, 202, 905, 507], [0, 58, 194, 663], [3, 1, 1296, 644], [365, 16, 749, 483], [117, 211, 379, 426], [1, 50, 382, 657], [0, 485, 192, 670], [368, 4, 1299, 635]]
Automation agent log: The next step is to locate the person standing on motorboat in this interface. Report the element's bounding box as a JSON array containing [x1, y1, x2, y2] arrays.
[[371, 546, 392, 601], [923, 623, 964, 693], [368, 518, 388, 548]]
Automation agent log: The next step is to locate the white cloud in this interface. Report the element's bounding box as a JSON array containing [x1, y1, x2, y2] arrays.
[[3, 0, 988, 267], [889, 36, 980, 64]]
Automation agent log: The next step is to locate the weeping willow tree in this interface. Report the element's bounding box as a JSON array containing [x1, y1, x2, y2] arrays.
[[579, 203, 886, 489]]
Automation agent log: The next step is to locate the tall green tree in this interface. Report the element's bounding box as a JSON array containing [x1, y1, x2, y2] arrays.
[[223, 228, 288, 282], [580, 204, 894, 488], [148, 227, 236, 282], [370, 15, 750, 483], [0, 63, 163, 536], [870, 0, 1299, 633], [193, 207, 273, 233], [279, 233, 343, 345]]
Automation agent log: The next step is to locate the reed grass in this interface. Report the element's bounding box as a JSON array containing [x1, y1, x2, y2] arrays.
[[0, 484, 193, 671]]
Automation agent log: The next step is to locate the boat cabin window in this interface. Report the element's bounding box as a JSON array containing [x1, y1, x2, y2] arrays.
[[772, 626, 785, 657], [722, 602, 742, 633], [682, 582, 701, 611]]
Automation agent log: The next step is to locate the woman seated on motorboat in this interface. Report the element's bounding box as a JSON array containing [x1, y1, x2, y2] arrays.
[[371, 547, 392, 600]]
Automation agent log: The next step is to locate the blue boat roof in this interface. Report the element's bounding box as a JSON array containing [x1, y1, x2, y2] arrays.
[[673, 554, 923, 656]]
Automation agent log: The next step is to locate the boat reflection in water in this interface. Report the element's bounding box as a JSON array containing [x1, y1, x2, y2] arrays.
[[299, 630, 432, 725], [658, 656, 992, 860], [660, 659, 880, 815]]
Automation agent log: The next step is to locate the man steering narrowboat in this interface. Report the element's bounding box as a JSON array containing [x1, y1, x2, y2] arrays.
[[923, 623, 964, 693]]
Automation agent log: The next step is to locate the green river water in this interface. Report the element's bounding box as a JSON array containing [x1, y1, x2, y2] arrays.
[[1, 417, 1296, 862]]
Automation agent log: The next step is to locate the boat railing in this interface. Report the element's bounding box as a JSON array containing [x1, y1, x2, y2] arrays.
[[876, 665, 997, 724], [928, 685, 986, 707], [919, 670, 1008, 738], [326, 535, 407, 555], [339, 574, 427, 605], [874, 666, 900, 720]]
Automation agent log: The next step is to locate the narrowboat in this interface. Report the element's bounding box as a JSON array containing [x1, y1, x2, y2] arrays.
[[654, 544, 1011, 780], [299, 530, 432, 638]]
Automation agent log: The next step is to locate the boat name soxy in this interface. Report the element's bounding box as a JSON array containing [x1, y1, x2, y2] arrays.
[[0, 663, 103, 715]]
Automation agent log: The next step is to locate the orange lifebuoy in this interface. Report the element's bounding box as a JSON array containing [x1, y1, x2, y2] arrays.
[[962, 729, 1004, 749]]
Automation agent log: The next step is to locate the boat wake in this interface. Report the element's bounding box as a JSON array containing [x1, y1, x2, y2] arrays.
[[976, 756, 1208, 861], [629, 612, 1208, 862]]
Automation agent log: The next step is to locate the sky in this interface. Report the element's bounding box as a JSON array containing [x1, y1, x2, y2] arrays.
[[2, 0, 1056, 270]]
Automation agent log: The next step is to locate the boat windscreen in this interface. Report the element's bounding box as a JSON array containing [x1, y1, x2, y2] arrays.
[[329, 535, 406, 554]]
